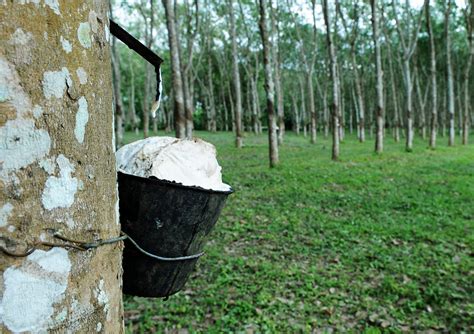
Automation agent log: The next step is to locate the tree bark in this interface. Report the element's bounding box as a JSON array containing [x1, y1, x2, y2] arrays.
[[323, 0, 340, 161], [140, 0, 155, 139], [221, 87, 229, 131], [143, 62, 151, 138], [403, 58, 415, 150], [293, 96, 300, 135], [462, 2, 473, 145], [0, 3, 123, 332], [250, 74, 259, 135], [353, 51, 365, 143], [271, 3, 285, 145], [371, 0, 384, 153], [445, 0, 455, 146], [259, 0, 279, 167], [308, 70, 317, 144], [298, 74, 308, 137], [229, 0, 243, 148], [415, 68, 429, 140], [426, 0, 438, 148], [323, 84, 329, 138], [128, 52, 139, 135], [162, 0, 186, 138], [385, 37, 401, 143], [207, 53, 217, 132]]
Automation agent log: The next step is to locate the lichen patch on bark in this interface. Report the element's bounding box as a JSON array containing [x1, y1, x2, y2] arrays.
[[77, 22, 92, 48], [74, 96, 89, 144], [41, 154, 78, 210], [42, 67, 72, 99], [0, 248, 71, 333]]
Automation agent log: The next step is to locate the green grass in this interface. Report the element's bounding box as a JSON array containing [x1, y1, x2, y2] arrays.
[[122, 130, 474, 333]]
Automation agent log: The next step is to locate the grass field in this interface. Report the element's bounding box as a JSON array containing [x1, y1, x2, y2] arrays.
[[122, 130, 474, 333]]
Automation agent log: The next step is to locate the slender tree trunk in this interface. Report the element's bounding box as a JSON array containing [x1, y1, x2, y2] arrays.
[[387, 46, 400, 142], [143, 62, 151, 138], [227, 82, 236, 132], [404, 59, 415, 151], [270, 4, 285, 144], [457, 79, 463, 135], [164, 101, 172, 132], [446, 0, 455, 146], [352, 85, 360, 138], [163, 0, 186, 138], [0, 3, 122, 332], [323, 86, 329, 138], [274, 56, 285, 144], [307, 71, 318, 144], [259, 0, 279, 167], [152, 112, 158, 133], [208, 59, 217, 132], [426, 0, 438, 148], [229, 0, 243, 147], [221, 87, 229, 131], [415, 69, 429, 140], [251, 76, 259, 134], [352, 53, 365, 142], [257, 97, 263, 134], [142, 0, 155, 139], [392, 0, 424, 151], [128, 52, 139, 135], [323, 0, 340, 161], [372, 0, 384, 153], [463, 3, 473, 145], [181, 66, 193, 137], [293, 96, 300, 135], [338, 65, 345, 142], [249, 82, 255, 132], [442, 91, 447, 137]]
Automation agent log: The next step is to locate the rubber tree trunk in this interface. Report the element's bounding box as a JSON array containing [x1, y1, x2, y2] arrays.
[[299, 75, 308, 137], [207, 59, 217, 132], [250, 76, 259, 135], [308, 71, 318, 144], [259, 0, 279, 167], [128, 52, 139, 135], [293, 96, 300, 135], [274, 54, 285, 145], [372, 0, 384, 153], [162, 0, 186, 138], [352, 52, 365, 143], [462, 3, 473, 145], [323, 0, 340, 161], [392, 0, 424, 151], [143, 62, 151, 138], [426, 0, 438, 149], [0, 3, 123, 333], [404, 58, 415, 151], [271, 7, 285, 145], [142, 0, 155, 139], [445, 0, 455, 146], [229, 0, 243, 148]]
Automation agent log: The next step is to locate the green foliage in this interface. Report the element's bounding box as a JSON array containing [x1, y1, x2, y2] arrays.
[[122, 131, 474, 333]]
